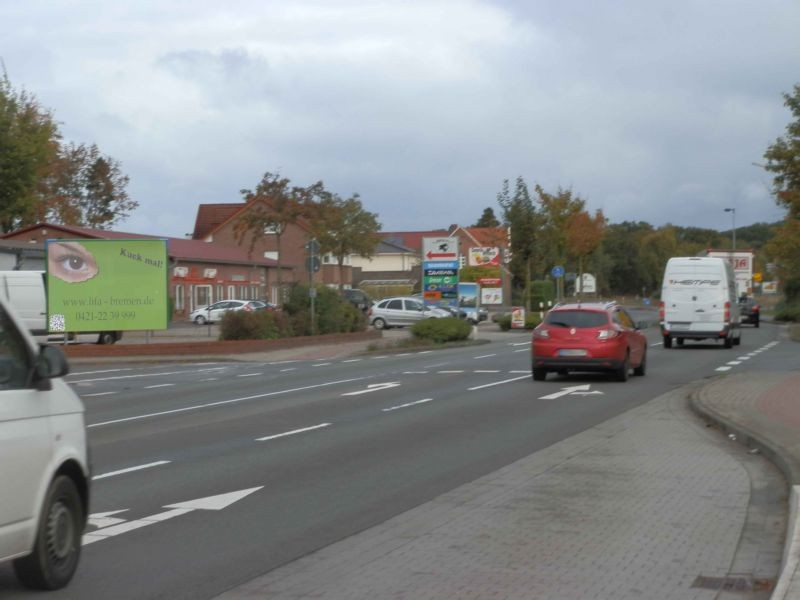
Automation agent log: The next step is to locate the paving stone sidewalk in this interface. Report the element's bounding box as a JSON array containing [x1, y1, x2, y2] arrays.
[[213, 381, 787, 600]]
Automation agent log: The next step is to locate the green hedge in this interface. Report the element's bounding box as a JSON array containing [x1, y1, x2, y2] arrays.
[[410, 317, 472, 343], [219, 310, 293, 340], [774, 304, 800, 322], [496, 314, 542, 331]]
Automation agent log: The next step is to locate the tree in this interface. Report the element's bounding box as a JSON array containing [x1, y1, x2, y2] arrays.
[[473, 207, 500, 228], [42, 143, 136, 228], [762, 84, 800, 301], [0, 70, 60, 232], [308, 191, 382, 291], [235, 172, 314, 302], [497, 177, 538, 308], [565, 209, 605, 297]]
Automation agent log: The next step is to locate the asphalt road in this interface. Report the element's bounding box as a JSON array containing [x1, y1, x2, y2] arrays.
[[0, 318, 790, 599]]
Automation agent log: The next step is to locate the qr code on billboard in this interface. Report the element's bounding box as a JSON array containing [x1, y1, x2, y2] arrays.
[[49, 314, 66, 332]]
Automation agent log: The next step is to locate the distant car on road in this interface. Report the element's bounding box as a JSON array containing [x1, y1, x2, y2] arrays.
[[368, 296, 449, 329], [738, 296, 760, 327], [189, 300, 264, 325], [531, 301, 647, 382]]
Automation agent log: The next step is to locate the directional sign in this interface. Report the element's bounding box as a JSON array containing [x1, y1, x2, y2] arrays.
[[342, 382, 401, 396], [538, 384, 604, 400], [83, 487, 263, 546], [422, 237, 459, 261]]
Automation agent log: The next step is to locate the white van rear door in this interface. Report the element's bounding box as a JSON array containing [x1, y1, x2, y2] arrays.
[[664, 264, 726, 330]]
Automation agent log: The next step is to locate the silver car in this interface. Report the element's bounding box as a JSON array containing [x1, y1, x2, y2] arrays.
[[368, 296, 448, 329]]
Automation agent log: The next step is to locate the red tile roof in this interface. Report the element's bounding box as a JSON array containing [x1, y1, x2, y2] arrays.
[[2, 223, 281, 267], [192, 204, 245, 240]]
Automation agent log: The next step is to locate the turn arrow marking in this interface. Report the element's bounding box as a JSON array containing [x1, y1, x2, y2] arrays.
[[342, 382, 401, 396], [539, 384, 604, 400], [82, 487, 263, 546]]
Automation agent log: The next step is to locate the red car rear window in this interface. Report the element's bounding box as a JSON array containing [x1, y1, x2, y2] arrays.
[[544, 310, 608, 328]]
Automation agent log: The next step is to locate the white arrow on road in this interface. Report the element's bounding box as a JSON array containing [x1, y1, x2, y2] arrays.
[[82, 487, 263, 546], [342, 382, 401, 396], [87, 509, 129, 529], [539, 384, 604, 400]]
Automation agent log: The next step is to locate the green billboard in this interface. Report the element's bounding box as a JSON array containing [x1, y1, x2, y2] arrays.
[[46, 239, 169, 332]]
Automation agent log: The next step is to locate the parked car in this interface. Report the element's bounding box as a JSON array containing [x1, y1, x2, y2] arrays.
[[368, 296, 449, 329], [189, 300, 264, 325], [738, 296, 760, 327], [0, 294, 89, 590], [531, 301, 647, 382], [342, 289, 372, 312], [252, 300, 279, 312]]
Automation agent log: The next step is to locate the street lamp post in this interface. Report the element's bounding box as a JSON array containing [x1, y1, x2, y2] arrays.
[[723, 207, 736, 263]]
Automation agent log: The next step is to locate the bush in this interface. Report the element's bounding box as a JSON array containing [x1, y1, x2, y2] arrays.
[[496, 313, 541, 331], [219, 310, 293, 340], [282, 284, 368, 336], [410, 317, 472, 343], [774, 304, 800, 322]]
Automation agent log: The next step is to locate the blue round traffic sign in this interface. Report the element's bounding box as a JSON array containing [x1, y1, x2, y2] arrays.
[[551, 265, 564, 278]]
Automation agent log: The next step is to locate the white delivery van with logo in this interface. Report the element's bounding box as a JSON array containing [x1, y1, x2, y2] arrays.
[[659, 256, 741, 348], [0, 270, 121, 344], [0, 293, 89, 590]]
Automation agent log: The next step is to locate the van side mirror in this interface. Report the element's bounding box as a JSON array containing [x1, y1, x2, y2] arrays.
[[34, 345, 70, 390]]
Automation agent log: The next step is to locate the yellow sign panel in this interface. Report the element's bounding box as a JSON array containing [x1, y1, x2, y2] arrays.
[[753, 272, 762, 282]]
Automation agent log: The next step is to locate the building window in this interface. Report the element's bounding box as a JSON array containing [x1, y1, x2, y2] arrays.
[[227, 285, 235, 299], [216, 285, 223, 301], [175, 284, 184, 311]]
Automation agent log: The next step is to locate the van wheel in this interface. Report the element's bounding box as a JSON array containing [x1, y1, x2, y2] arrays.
[[663, 335, 672, 349], [98, 332, 116, 345], [13, 476, 83, 590], [372, 318, 387, 330], [724, 335, 733, 348], [734, 334, 742, 346]]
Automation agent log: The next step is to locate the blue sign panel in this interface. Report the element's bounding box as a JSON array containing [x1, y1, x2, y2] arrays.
[[551, 265, 565, 278], [423, 261, 459, 271]]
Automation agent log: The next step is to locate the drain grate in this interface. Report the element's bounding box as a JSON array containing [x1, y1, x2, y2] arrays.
[[691, 575, 774, 592]]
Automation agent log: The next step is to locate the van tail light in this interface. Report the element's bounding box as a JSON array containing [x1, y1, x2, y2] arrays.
[[597, 328, 620, 340], [659, 301, 665, 320], [724, 301, 730, 323]]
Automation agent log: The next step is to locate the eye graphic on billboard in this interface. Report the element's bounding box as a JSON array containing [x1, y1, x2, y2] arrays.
[[46, 239, 169, 332]]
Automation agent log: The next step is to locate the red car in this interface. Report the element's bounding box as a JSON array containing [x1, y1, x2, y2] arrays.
[[531, 302, 647, 382]]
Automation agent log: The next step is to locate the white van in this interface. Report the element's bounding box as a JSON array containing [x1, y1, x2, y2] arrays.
[[0, 270, 122, 344], [0, 294, 89, 590], [660, 256, 742, 348]]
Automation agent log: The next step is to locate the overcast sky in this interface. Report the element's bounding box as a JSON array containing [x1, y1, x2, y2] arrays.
[[2, 0, 798, 239]]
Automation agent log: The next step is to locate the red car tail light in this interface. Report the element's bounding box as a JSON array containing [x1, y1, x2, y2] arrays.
[[753, 305, 760, 312], [533, 327, 550, 339], [597, 328, 620, 340]]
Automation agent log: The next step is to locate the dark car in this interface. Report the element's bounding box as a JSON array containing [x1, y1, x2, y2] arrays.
[[738, 296, 760, 327], [531, 301, 647, 382], [342, 289, 372, 312]]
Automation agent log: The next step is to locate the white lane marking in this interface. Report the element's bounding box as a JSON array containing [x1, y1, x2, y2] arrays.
[[144, 384, 175, 389], [312, 363, 332, 367], [200, 378, 218, 382], [342, 382, 401, 396], [83, 391, 118, 398], [510, 341, 531, 347], [539, 384, 595, 400], [371, 356, 388, 360], [716, 366, 733, 371], [280, 368, 297, 372], [417, 350, 433, 354], [650, 342, 663, 347], [88, 510, 129, 529], [83, 487, 262, 546], [396, 353, 412, 357], [237, 373, 263, 377], [475, 370, 500, 373], [737, 356, 751, 360], [88, 377, 366, 428], [474, 354, 496, 359], [403, 371, 429, 374], [513, 349, 529, 353], [382, 398, 433, 412], [341, 359, 362, 363], [727, 361, 741, 366], [70, 368, 133, 376], [438, 370, 464, 374], [93, 461, 171, 481], [256, 423, 331, 442], [509, 370, 530, 374], [72, 370, 192, 384], [268, 360, 298, 365], [468, 375, 531, 391]]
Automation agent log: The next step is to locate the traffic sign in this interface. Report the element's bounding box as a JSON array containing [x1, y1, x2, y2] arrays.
[[551, 265, 564, 278], [422, 237, 458, 261], [305, 256, 321, 272]]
